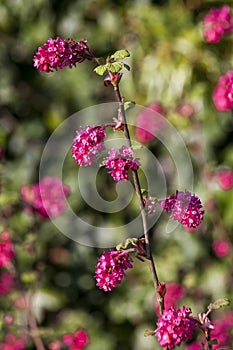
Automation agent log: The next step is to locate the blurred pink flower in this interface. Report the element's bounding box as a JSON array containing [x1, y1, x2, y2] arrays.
[[210, 312, 233, 349], [135, 102, 166, 143], [0, 333, 27, 350], [212, 239, 230, 258], [0, 232, 15, 268], [49, 329, 89, 350], [185, 341, 202, 350], [175, 102, 196, 118], [155, 282, 185, 314], [212, 70, 233, 111], [216, 168, 233, 190], [21, 177, 69, 219], [0, 272, 14, 295], [203, 5, 233, 43]]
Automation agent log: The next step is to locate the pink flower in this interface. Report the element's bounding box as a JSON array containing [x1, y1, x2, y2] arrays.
[[203, 5, 233, 43], [103, 146, 140, 182], [33, 37, 93, 72], [155, 306, 197, 349], [95, 249, 133, 292], [135, 102, 166, 143], [158, 191, 204, 229], [144, 195, 157, 214], [72, 125, 106, 166], [21, 177, 69, 219], [210, 312, 233, 349], [0, 232, 15, 268], [0, 272, 14, 295], [0, 333, 27, 350], [216, 168, 233, 190], [155, 282, 185, 315], [185, 341, 202, 350], [49, 329, 89, 350], [212, 70, 233, 111], [212, 239, 230, 258], [175, 102, 196, 118]]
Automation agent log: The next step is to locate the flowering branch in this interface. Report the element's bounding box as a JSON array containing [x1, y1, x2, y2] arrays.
[[113, 84, 163, 311]]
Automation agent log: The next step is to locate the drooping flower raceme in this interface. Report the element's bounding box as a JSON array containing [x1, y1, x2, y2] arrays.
[[72, 125, 107, 166], [158, 190, 204, 229], [21, 177, 69, 219], [103, 146, 140, 182], [33, 37, 93, 72], [95, 249, 133, 292], [155, 306, 197, 349], [212, 70, 233, 111], [202, 5, 233, 43], [0, 232, 15, 268]]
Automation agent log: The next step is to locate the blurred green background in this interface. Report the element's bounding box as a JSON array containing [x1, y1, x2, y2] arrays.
[[0, 0, 233, 349]]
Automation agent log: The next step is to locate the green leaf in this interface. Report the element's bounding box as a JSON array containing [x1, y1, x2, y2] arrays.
[[94, 65, 107, 76], [111, 49, 130, 60], [208, 298, 230, 311], [106, 62, 123, 73], [124, 101, 135, 111], [144, 329, 155, 337], [116, 238, 138, 250]]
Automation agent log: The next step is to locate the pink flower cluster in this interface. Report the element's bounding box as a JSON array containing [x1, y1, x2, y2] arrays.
[[0, 271, 14, 295], [33, 37, 93, 72], [212, 70, 233, 111], [48, 329, 89, 350], [158, 190, 204, 229], [21, 176, 69, 219], [103, 146, 140, 182], [0, 232, 15, 268], [0, 333, 27, 350], [72, 125, 106, 166], [95, 249, 133, 292], [203, 5, 233, 43], [155, 306, 197, 349], [212, 239, 230, 258], [135, 102, 166, 143]]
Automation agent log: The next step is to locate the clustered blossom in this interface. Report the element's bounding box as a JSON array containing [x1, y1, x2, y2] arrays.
[[72, 125, 106, 166], [95, 249, 133, 292], [103, 146, 140, 182], [158, 190, 204, 229], [21, 176, 69, 219], [135, 102, 166, 143], [48, 329, 89, 350], [212, 70, 233, 111], [0, 272, 14, 295], [144, 195, 157, 214], [0, 232, 15, 268], [203, 5, 233, 44], [33, 37, 93, 72], [155, 306, 197, 349]]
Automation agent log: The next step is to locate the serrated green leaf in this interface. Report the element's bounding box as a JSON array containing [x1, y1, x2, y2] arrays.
[[111, 49, 130, 60], [94, 65, 107, 76], [116, 238, 138, 250], [106, 62, 123, 73], [208, 298, 230, 311]]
